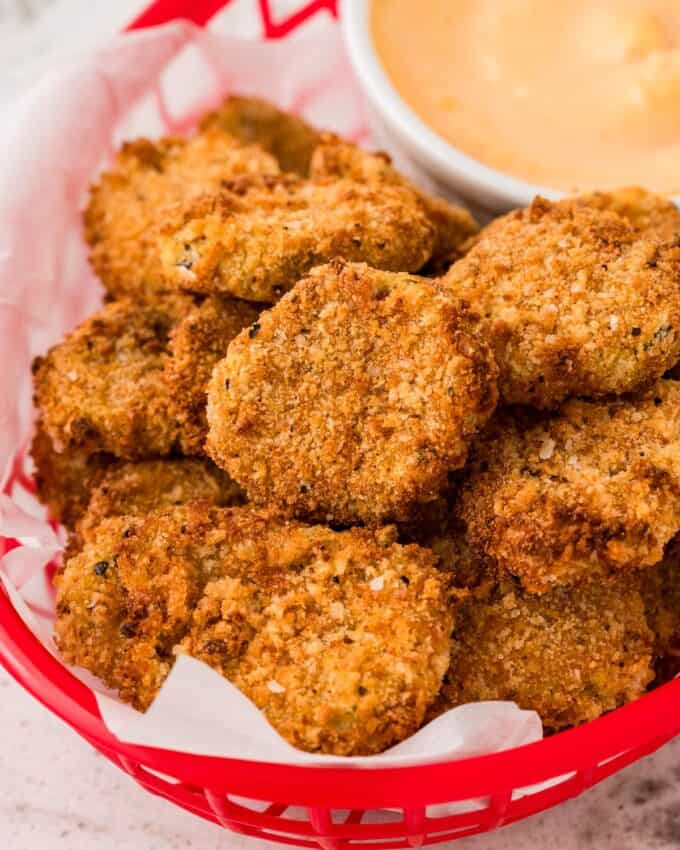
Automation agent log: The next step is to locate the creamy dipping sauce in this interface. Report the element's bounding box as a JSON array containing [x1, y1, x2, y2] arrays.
[[371, 0, 680, 192]]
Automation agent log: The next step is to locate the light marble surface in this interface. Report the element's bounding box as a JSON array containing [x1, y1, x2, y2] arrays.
[[0, 3, 679, 849]]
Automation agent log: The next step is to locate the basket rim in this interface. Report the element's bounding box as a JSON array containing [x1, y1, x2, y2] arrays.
[[1, 560, 679, 807]]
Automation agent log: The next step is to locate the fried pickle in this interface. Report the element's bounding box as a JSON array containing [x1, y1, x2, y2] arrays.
[[30, 421, 113, 528], [199, 95, 321, 176], [33, 296, 191, 459], [207, 260, 498, 525], [435, 574, 655, 730], [639, 536, 680, 659], [397, 487, 492, 590], [165, 295, 262, 455], [579, 187, 680, 243], [310, 135, 479, 270], [78, 458, 244, 538], [159, 174, 436, 302], [55, 503, 454, 755], [55, 516, 147, 694], [84, 130, 279, 300], [443, 195, 680, 407], [459, 380, 680, 593]]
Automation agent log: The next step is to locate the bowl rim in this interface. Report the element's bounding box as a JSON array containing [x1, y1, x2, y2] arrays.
[[339, 1, 579, 210]]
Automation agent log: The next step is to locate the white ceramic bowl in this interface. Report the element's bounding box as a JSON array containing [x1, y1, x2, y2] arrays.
[[341, 0, 563, 217]]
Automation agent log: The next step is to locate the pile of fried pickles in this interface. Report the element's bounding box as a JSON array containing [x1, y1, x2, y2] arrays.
[[30, 97, 679, 755]]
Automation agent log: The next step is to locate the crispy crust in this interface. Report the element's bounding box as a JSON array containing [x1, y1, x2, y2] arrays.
[[84, 130, 279, 300], [310, 135, 479, 269], [206, 260, 498, 525], [55, 503, 454, 754], [397, 488, 494, 591], [459, 381, 680, 593], [33, 296, 192, 459], [199, 96, 321, 176], [30, 421, 114, 528], [435, 574, 654, 730], [578, 187, 680, 243], [639, 536, 680, 659], [166, 296, 262, 455], [77, 458, 244, 539], [443, 195, 680, 407], [158, 175, 436, 302]]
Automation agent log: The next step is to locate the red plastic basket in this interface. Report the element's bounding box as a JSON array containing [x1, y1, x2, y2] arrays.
[[0, 2, 678, 846]]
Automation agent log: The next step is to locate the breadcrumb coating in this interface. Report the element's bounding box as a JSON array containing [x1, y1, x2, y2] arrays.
[[199, 95, 321, 176], [84, 130, 279, 300], [639, 536, 680, 659], [166, 296, 262, 455], [310, 135, 479, 270], [56, 516, 151, 697], [33, 296, 191, 459], [158, 174, 436, 302], [443, 195, 680, 407], [207, 260, 498, 525], [30, 421, 114, 528], [578, 187, 680, 243], [435, 574, 655, 730], [55, 503, 454, 754], [77, 458, 244, 541], [397, 488, 492, 590], [459, 381, 680, 593]]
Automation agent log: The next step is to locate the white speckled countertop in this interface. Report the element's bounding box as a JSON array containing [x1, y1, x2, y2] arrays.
[[1, 3, 679, 849]]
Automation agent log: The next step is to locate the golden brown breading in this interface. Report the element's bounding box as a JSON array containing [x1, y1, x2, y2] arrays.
[[199, 95, 321, 176], [165, 296, 262, 455], [55, 516, 148, 695], [459, 381, 680, 593], [30, 421, 114, 528], [78, 458, 244, 539], [55, 503, 454, 754], [158, 174, 436, 302], [397, 487, 493, 590], [638, 536, 680, 659], [435, 574, 655, 730], [84, 130, 279, 300], [310, 135, 479, 269], [578, 187, 680, 243], [207, 260, 498, 525], [33, 296, 191, 459], [443, 195, 680, 408]]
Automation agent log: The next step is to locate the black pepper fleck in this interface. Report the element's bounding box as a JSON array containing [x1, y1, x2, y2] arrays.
[[93, 561, 109, 576], [631, 327, 641, 336], [248, 323, 261, 338]]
